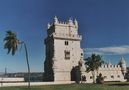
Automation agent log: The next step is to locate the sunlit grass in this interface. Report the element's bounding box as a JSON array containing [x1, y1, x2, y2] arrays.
[[0, 82, 129, 90]]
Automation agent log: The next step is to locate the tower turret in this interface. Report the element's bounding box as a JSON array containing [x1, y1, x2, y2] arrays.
[[47, 23, 50, 29], [74, 19, 78, 28], [68, 18, 73, 26], [119, 56, 127, 75], [54, 16, 59, 24]]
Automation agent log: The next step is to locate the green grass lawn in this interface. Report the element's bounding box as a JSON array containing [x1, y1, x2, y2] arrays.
[[0, 82, 129, 90]]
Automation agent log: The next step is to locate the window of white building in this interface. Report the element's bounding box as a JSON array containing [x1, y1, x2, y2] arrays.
[[90, 76, 93, 79], [117, 75, 120, 78], [111, 75, 114, 79], [104, 76, 107, 79], [65, 51, 70, 60], [65, 41, 69, 45]]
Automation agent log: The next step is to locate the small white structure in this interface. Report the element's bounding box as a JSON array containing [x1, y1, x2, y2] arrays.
[[44, 17, 127, 83]]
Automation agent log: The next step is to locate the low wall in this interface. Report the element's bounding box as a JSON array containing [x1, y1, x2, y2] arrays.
[[0, 81, 75, 87], [0, 77, 24, 82]]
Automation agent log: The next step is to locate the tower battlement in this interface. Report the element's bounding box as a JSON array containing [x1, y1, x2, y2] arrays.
[[99, 64, 121, 70], [46, 16, 80, 41], [47, 16, 78, 29]]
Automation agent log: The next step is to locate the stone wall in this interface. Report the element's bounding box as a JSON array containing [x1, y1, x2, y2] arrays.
[[0, 81, 75, 87], [0, 77, 24, 82]]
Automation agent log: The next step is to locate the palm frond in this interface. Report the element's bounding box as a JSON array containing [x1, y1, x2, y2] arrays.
[[85, 54, 104, 72], [3, 30, 20, 55]]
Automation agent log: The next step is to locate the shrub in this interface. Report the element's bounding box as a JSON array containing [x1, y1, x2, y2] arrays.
[[96, 73, 104, 84]]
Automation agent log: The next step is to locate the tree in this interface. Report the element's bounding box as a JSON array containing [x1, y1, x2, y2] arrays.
[[85, 54, 104, 83], [4, 31, 30, 88], [74, 66, 81, 84], [71, 61, 82, 84], [125, 67, 129, 81], [96, 73, 104, 84]]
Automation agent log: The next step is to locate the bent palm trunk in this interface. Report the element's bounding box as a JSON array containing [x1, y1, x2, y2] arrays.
[[24, 43, 30, 88]]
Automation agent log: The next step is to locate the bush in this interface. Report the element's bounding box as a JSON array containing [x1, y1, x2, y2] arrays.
[[74, 66, 81, 84], [96, 73, 104, 84]]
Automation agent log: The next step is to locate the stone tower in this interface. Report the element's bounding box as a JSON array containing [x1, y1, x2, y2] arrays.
[[44, 16, 83, 81]]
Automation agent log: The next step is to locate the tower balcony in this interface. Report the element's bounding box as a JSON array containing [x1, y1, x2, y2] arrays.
[[52, 33, 82, 41]]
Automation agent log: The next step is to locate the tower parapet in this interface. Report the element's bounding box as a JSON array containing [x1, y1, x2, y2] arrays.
[[46, 16, 81, 43], [47, 17, 78, 29], [99, 64, 121, 70]]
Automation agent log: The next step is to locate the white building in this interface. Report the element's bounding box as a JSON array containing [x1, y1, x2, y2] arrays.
[[44, 17, 127, 83], [81, 57, 127, 83]]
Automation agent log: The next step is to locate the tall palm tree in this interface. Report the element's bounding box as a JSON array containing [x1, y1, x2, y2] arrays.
[[85, 54, 104, 83], [4, 30, 30, 88]]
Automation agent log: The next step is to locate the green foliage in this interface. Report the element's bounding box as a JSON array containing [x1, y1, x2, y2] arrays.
[[85, 54, 104, 72], [96, 73, 104, 84], [3, 30, 31, 88], [125, 67, 129, 81], [74, 66, 81, 84], [85, 54, 104, 83], [71, 65, 81, 84], [4, 31, 19, 55]]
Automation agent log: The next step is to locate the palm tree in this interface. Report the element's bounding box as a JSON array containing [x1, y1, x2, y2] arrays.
[[4, 30, 30, 88], [85, 54, 104, 83]]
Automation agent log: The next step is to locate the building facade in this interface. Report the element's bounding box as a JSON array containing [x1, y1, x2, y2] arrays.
[[44, 17, 127, 83], [81, 57, 127, 83]]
